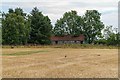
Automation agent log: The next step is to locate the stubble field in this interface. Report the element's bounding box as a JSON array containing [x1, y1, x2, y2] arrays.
[[2, 47, 118, 78]]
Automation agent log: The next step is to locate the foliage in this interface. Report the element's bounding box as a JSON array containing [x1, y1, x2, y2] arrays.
[[54, 10, 104, 44], [28, 7, 52, 44], [2, 7, 52, 45], [94, 39, 107, 45], [2, 7, 118, 46], [0, 12, 2, 45], [83, 10, 104, 44], [107, 33, 119, 45], [53, 10, 83, 36], [0, 27, 1, 45], [2, 8, 30, 45], [101, 25, 119, 45], [2, 44, 117, 49]]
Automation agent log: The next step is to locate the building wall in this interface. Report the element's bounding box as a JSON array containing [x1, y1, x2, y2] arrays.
[[52, 40, 83, 44]]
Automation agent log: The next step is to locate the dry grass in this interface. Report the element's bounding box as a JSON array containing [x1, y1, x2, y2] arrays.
[[2, 48, 118, 78]]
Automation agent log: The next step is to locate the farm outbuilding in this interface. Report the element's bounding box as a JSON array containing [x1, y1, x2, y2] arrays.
[[50, 34, 85, 44]]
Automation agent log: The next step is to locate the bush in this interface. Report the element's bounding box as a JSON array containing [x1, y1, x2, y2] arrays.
[[94, 39, 107, 45]]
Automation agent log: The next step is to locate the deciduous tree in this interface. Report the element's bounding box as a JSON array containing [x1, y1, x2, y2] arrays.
[[2, 8, 30, 45], [83, 10, 104, 44], [53, 10, 83, 36]]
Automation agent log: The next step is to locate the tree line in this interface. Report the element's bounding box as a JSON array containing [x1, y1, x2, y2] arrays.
[[1, 7, 119, 45]]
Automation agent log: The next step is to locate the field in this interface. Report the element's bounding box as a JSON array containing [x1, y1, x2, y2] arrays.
[[2, 47, 118, 78]]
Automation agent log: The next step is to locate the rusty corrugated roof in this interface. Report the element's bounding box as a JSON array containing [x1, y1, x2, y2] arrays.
[[51, 34, 85, 41]]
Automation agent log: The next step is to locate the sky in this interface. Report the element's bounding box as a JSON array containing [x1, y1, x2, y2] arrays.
[[1, 0, 119, 28]]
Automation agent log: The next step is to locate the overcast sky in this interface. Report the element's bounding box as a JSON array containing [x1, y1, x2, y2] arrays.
[[1, 0, 119, 28]]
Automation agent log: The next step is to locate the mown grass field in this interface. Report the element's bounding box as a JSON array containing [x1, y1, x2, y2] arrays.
[[2, 45, 118, 78]]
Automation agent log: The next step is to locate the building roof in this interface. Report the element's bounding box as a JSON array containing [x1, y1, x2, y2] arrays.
[[51, 34, 85, 41]]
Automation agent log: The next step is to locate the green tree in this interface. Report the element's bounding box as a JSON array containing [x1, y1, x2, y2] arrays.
[[53, 18, 66, 36], [2, 8, 30, 45], [103, 25, 113, 39], [83, 10, 104, 44], [103, 26, 119, 45], [29, 7, 52, 44], [53, 10, 83, 36], [0, 11, 1, 45]]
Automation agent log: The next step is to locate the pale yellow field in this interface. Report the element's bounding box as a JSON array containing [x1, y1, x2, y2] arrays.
[[2, 48, 118, 78]]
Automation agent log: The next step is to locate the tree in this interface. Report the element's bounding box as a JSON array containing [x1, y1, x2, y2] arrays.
[[53, 18, 66, 36], [14, 8, 26, 17], [0, 22, 1, 45], [2, 8, 30, 45], [29, 7, 52, 44], [103, 26, 119, 45], [83, 10, 104, 44], [103, 25, 113, 39], [53, 10, 83, 36]]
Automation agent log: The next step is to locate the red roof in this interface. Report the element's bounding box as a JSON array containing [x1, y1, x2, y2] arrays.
[[51, 34, 85, 41]]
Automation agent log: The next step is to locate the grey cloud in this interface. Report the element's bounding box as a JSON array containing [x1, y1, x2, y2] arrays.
[[2, 1, 118, 27]]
